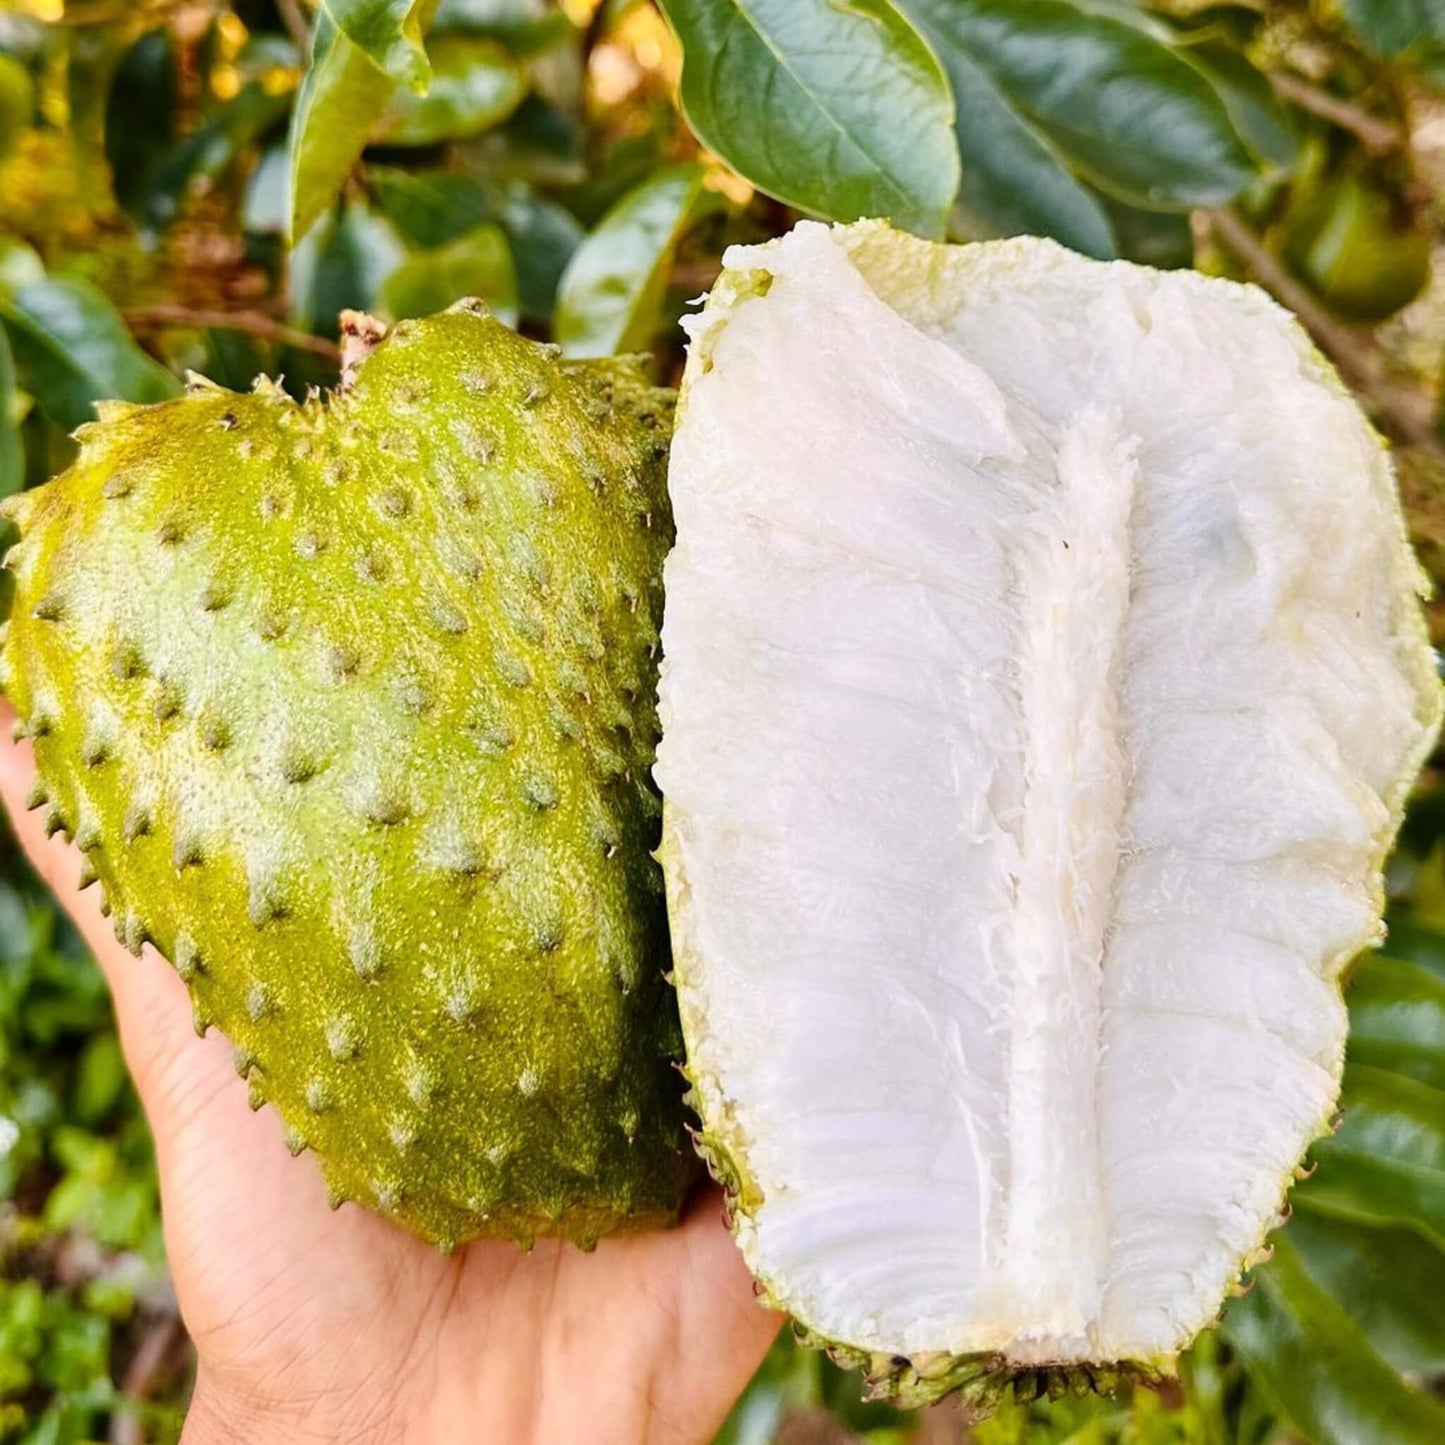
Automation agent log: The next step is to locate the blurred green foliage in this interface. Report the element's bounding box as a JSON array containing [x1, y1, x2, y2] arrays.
[[0, 0, 1442, 1440]]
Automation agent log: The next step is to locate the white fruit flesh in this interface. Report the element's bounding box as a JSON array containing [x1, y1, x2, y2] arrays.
[[655, 222, 1440, 1368]]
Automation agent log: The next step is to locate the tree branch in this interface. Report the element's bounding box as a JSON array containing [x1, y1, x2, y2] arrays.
[[123, 306, 341, 364], [1269, 71, 1400, 153], [1205, 208, 1438, 453], [275, 0, 312, 51]]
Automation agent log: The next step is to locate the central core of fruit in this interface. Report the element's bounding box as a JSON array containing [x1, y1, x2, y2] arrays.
[[1000, 407, 1137, 1353], [658, 223, 1437, 1367]]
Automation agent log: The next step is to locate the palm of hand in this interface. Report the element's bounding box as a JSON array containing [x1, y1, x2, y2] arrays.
[[0, 721, 779, 1445]]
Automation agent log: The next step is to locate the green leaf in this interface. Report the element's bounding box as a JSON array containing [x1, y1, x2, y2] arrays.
[[1224, 1235, 1445, 1445], [1178, 39, 1297, 173], [378, 33, 526, 144], [323, 0, 434, 90], [289, 11, 400, 241], [555, 163, 714, 358], [1340, 0, 1445, 59], [1383, 913, 1445, 984], [433, 0, 577, 57], [897, 0, 1114, 257], [290, 204, 406, 335], [1097, 196, 1192, 267], [655, 0, 960, 239], [380, 222, 518, 325], [368, 168, 581, 318], [1347, 953, 1445, 1089], [367, 166, 496, 246], [0, 325, 22, 499], [105, 29, 178, 218], [902, 0, 1256, 213], [1287, 1208, 1445, 1374], [1296, 1065, 1445, 1248], [139, 81, 293, 233], [0, 278, 180, 433]]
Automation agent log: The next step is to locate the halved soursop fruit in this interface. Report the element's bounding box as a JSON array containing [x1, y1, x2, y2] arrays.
[[0, 301, 694, 1250], [655, 221, 1443, 1408]]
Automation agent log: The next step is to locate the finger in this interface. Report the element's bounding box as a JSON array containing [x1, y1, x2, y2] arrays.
[[0, 703, 228, 1124]]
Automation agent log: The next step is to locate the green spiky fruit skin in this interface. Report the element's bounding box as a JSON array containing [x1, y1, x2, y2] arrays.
[[0, 302, 695, 1251]]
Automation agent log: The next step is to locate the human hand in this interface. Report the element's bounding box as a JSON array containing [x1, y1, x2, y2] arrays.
[[0, 707, 780, 1445]]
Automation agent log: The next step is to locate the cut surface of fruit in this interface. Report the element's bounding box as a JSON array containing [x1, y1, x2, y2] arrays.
[[655, 221, 1441, 1392]]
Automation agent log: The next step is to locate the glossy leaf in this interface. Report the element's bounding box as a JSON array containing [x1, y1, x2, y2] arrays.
[[1382, 913, 1445, 983], [105, 29, 179, 218], [289, 11, 400, 241], [378, 34, 526, 145], [656, 0, 959, 238], [898, 0, 1114, 257], [1347, 953, 1445, 1089], [380, 222, 518, 325], [0, 278, 180, 432], [0, 324, 21, 497], [369, 168, 581, 318], [1288, 1208, 1445, 1374], [324, 0, 433, 91], [906, 0, 1256, 212], [1181, 39, 1298, 172], [555, 164, 714, 358], [1341, 0, 1445, 58], [1227, 1234, 1445, 1444], [433, 0, 576, 57], [1296, 1065, 1445, 1248]]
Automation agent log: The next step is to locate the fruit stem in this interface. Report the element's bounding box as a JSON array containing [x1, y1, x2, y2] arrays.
[[338, 312, 388, 391]]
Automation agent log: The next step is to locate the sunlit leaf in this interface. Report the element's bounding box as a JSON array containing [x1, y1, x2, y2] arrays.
[[324, 0, 434, 91], [1296, 1065, 1445, 1248], [0, 277, 180, 432], [380, 221, 517, 325], [378, 34, 526, 145], [1224, 1235, 1445, 1444], [368, 168, 581, 318], [1348, 953, 1445, 1090], [289, 11, 400, 241], [555, 163, 717, 358], [655, 0, 959, 238]]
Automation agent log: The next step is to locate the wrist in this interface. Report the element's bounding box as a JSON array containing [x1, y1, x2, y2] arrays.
[[180, 1366, 416, 1445]]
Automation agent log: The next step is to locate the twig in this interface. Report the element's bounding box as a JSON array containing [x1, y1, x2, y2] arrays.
[[123, 305, 341, 363], [1205, 208, 1439, 452], [1269, 71, 1400, 153], [275, 0, 312, 51]]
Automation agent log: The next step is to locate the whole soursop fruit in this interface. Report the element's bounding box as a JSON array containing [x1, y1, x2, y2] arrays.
[[0, 301, 694, 1250], [655, 222, 1443, 1408]]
